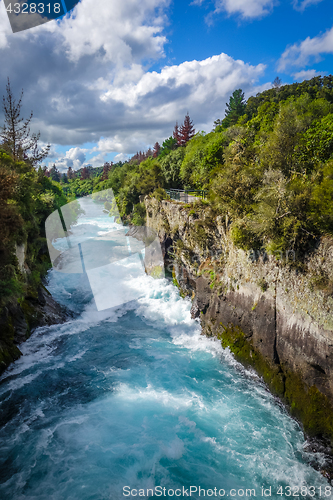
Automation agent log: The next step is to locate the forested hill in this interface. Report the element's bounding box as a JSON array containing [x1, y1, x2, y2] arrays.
[[56, 74, 333, 261], [2, 74, 333, 370]]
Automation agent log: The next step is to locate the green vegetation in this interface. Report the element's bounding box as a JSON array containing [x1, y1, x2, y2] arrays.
[[60, 76, 333, 263], [0, 82, 75, 313], [2, 75, 332, 312], [42, 75, 333, 262]]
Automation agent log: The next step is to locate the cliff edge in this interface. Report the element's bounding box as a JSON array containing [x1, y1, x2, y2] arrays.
[[146, 197, 333, 449]]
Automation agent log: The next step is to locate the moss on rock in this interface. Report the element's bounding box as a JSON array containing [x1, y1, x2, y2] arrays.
[[214, 321, 333, 442], [217, 322, 285, 396], [284, 371, 333, 440]]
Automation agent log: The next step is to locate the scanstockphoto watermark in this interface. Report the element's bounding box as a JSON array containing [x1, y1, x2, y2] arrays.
[[166, 247, 297, 276], [123, 485, 333, 497], [45, 188, 165, 312], [3, 0, 79, 33], [171, 248, 296, 265], [123, 485, 257, 497]]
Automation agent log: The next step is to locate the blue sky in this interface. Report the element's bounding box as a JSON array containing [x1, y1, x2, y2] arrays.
[[0, 0, 332, 171]]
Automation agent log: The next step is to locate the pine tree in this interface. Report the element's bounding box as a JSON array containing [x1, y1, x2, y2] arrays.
[[1, 78, 50, 164], [173, 122, 181, 145], [101, 162, 111, 181], [67, 166, 74, 179], [222, 89, 246, 128], [48, 164, 60, 182], [81, 166, 90, 180], [179, 113, 195, 145], [272, 76, 282, 89], [153, 142, 160, 157]]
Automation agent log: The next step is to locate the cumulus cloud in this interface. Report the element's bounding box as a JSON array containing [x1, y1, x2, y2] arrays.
[[46, 0, 169, 64], [53, 147, 87, 172], [293, 69, 323, 80], [91, 53, 266, 152], [278, 26, 333, 71], [113, 153, 130, 162], [0, 0, 267, 159]]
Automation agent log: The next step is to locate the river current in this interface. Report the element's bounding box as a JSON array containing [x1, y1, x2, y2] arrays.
[[0, 202, 331, 499]]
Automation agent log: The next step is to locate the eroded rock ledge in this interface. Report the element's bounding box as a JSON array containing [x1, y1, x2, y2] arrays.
[[0, 284, 69, 375], [145, 197, 333, 450]]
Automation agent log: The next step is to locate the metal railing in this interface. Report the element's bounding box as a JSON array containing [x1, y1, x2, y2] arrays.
[[165, 189, 207, 203]]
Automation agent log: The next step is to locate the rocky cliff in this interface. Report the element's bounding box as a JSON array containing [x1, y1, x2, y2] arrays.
[[145, 197, 333, 447], [0, 244, 68, 375]]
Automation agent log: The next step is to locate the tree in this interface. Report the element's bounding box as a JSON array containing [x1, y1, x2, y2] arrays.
[[101, 161, 112, 181], [67, 166, 74, 179], [272, 76, 282, 89], [48, 164, 60, 182], [80, 166, 90, 180], [222, 89, 246, 128], [0, 78, 50, 164], [160, 147, 185, 188], [173, 122, 180, 145], [179, 113, 195, 145], [153, 142, 160, 157], [61, 173, 68, 183], [158, 136, 177, 158]]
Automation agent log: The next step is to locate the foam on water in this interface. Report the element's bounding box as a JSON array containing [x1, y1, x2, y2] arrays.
[[0, 202, 331, 499]]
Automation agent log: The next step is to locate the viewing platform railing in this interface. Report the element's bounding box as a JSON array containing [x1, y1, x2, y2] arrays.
[[165, 189, 208, 203]]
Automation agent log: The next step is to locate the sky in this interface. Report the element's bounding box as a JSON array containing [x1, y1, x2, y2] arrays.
[[0, 0, 332, 171]]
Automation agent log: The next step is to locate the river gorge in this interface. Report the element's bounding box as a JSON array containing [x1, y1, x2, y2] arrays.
[[0, 199, 332, 499]]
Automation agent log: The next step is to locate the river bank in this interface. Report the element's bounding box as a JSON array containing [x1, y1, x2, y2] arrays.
[[0, 283, 69, 375], [145, 196, 333, 468]]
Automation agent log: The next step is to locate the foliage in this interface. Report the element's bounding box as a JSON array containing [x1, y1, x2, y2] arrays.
[[180, 131, 226, 188], [0, 149, 70, 308], [160, 147, 185, 188], [1, 79, 50, 164], [56, 74, 333, 260], [221, 89, 246, 128], [158, 136, 177, 158]]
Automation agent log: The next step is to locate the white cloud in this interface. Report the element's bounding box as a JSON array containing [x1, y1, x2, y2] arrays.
[[293, 69, 323, 81], [0, 0, 267, 159], [97, 53, 266, 151], [292, 0, 324, 12], [0, 3, 12, 49], [278, 26, 333, 71], [46, 0, 169, 64], [53, 147, 87, 172], [113, 153, 130, 162], [206, 0, 275, 20]]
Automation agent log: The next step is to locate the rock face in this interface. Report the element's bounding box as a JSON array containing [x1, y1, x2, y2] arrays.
[[146, 197, 333, 442], [0, 284, 69, 375]]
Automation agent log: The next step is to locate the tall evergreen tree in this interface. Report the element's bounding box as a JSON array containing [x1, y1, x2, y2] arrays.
[[101, 161, 112, 181], [222, 89, 246, 128], [153, 142, 160, 157], [0, 78, 50, 164], [48, 164, 60, 182], [179, 113, 195, 145], [81, 166, 90, 180], [67, 166, 74, 179], [173, 122, 181, 145], [272, 76, 282, 89]]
